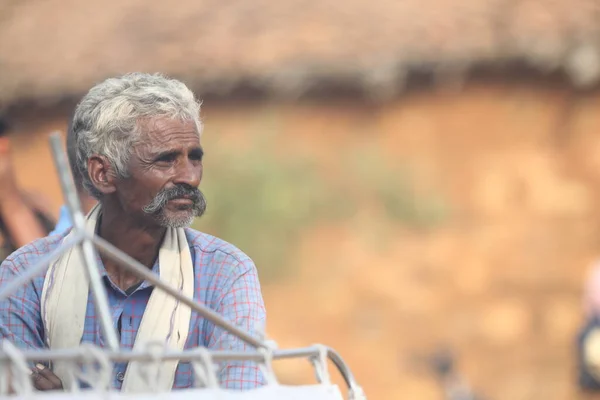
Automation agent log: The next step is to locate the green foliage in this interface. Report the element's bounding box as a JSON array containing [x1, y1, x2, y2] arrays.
[[194, 123, 449, 282], [345, 144, 449, 229], [194, 126, 332, 281]]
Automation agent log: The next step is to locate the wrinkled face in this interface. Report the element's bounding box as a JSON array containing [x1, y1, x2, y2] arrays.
[[115, 117, 206, 228]]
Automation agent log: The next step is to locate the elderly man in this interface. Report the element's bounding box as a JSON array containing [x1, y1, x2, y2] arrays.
[[0, 73, 266, 392]]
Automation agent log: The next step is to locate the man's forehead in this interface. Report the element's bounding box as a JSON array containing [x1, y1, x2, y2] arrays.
[[138, 136, 202, 154], [140, 118, 200, 144], [142, 116, 198, 134]]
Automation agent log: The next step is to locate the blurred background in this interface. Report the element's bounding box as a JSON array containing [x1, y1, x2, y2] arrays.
[[3, 0, 600, 399]]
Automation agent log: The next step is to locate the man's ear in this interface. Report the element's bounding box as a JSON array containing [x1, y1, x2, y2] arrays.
[[87, 155, 117, 196]]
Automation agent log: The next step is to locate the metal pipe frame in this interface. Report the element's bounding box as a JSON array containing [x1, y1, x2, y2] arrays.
[[0, 345, 360, 392], [0, 132, 365, 397]]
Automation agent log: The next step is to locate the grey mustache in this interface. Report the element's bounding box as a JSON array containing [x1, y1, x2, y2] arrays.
[[143, 185, 203, 215]]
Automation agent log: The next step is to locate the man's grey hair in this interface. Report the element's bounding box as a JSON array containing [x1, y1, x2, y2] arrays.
[[71, 72, 203, 199]]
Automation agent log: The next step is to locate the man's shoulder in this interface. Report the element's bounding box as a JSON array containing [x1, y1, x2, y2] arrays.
[[3, 233, 65, 266], [184, 228, 255, 270]]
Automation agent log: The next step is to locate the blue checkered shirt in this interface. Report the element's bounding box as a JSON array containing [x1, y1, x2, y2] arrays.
[[0, 228, 267, 390]]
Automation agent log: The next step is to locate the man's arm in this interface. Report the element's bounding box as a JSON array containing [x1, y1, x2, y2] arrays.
[[0, 137, 48, 248], [205, 255, 267, 390], [0, 258, 66, 392], [0, 195, 48, 248], [0, 258, 45, 350]]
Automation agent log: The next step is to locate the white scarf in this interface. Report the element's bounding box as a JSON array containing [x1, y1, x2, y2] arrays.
[[40, 204, 194, 392]]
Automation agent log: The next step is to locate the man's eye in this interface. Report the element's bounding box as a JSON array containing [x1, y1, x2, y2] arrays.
[[156, 154, 177, 163], [189, 149, 204, 161]]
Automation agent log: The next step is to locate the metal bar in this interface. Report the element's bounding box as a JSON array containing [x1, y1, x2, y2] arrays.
[[47, 133, 86, 253], [324, 346, 363, 395], [48, 133, 119, 351], [0, 344, 362, 394], [1, 348, 274, 363], [0, 346, 342, 377], [79, 238, 120, 351], [0, 233, 84, 301], [276, 346, 359, 390], [90, 234, 266, 350]]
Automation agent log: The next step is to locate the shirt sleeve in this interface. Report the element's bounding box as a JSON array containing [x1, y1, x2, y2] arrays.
[[0, 258, 45, 351], [204, 254, 267, 390], [48, 205, 73, 237]]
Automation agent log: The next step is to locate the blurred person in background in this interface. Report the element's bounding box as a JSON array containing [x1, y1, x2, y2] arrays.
[[577, 262, 600, 391], [0, 118, 56, 262]]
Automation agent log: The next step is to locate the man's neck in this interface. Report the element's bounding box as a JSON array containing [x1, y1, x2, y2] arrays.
[[97, 204, 166, 290]]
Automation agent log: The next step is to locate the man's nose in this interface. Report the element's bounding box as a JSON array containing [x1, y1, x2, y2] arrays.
[[174, 159, 202, 187]]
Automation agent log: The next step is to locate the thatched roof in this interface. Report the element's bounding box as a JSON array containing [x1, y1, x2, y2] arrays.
[[1, 0, 600, 106]]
